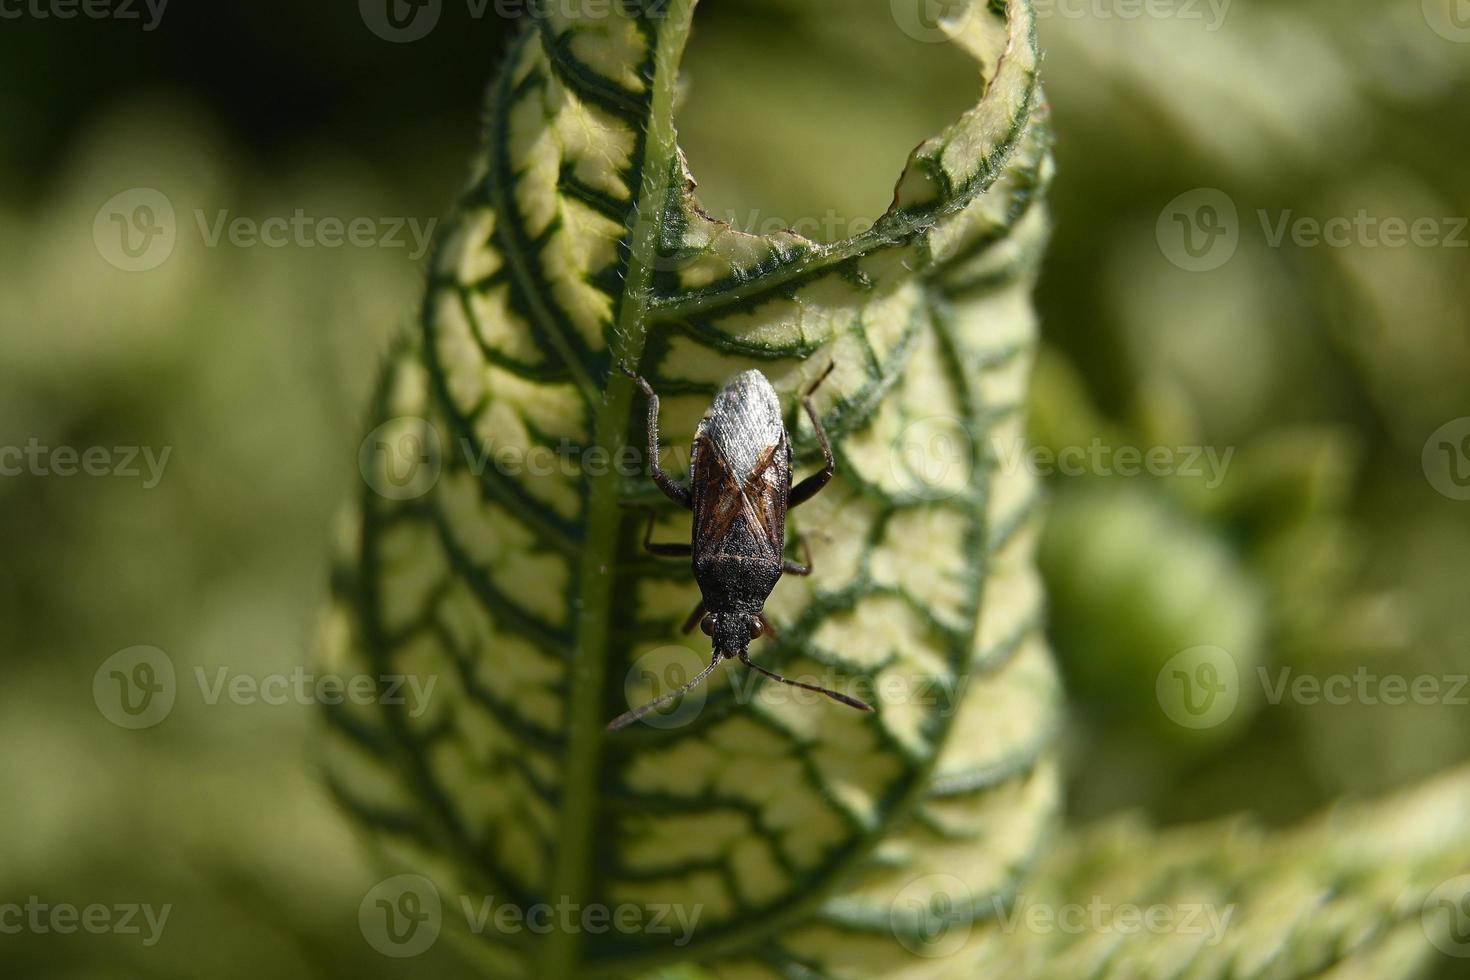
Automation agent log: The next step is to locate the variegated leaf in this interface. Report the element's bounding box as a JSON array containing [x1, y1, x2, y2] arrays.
[[320, 1, 1058, 976]]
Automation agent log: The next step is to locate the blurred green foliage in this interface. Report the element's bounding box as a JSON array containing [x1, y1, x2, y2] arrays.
[[1, 0, 1467, 976]]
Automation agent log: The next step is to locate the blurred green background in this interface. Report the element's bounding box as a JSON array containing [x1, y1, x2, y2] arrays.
[[1, 0, 1467, 976]]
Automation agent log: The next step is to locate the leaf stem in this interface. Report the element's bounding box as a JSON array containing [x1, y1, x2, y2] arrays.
[[544, 3, 698, 977]]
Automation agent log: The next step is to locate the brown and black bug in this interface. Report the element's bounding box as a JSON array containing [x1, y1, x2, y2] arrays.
[[608, 362, 874, 731]]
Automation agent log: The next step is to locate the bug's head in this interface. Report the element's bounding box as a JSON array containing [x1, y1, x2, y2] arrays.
[[701, 612, 762, 658]]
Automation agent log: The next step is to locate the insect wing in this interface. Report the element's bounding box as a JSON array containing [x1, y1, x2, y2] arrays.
[[691, 372, 789, 561], [691, 436, 788, 558]]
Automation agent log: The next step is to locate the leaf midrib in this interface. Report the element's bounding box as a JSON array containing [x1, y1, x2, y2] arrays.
[[545, 3, 698, 977]]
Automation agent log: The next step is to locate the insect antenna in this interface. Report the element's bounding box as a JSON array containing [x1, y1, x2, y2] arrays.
[[738, 653, 873, 713], [606, 656, 722, 731]]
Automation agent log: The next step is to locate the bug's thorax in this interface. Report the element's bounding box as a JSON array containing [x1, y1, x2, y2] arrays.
[[703, 370, 784, 472]]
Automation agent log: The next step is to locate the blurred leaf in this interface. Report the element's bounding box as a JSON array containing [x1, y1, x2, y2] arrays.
[[1040, 482, 1266, 746], [973, 764, 1470, 979]]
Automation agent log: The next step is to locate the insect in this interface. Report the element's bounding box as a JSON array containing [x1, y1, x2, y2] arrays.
[[607, 361, 874, 731]]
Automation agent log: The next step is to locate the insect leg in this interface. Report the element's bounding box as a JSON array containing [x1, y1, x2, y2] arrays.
[[606, 654, 721, 731], [789, 363, 836, 508], [738, 652, 873, 713], [681, 600, 707, 635], [620, 362, 693, 509], [781, 536, 813, 577], [625, 504, 693, 559]]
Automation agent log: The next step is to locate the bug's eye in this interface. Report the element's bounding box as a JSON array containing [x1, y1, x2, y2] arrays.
[[749, 618, 763, 640], [700, 616, 714, 636]]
